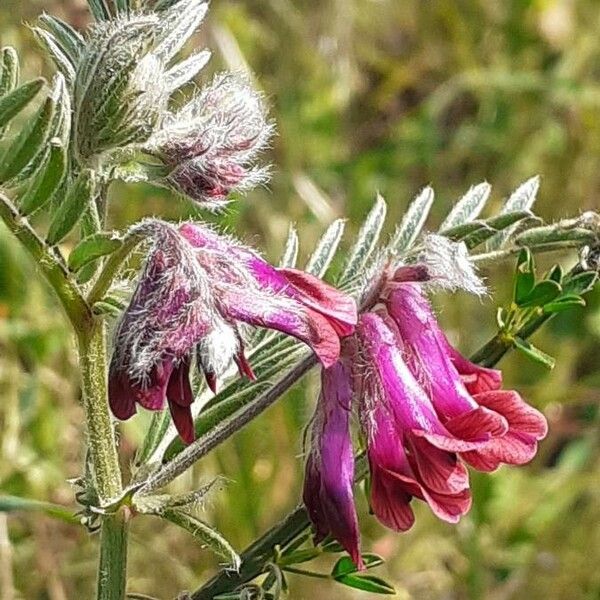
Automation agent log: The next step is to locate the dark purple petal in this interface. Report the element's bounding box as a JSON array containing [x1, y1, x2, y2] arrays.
[[303, 361, 363, 569]]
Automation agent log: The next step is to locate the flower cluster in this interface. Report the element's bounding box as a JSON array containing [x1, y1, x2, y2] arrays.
[[109, 221, 357, 443], [303, 266, 548, 565]]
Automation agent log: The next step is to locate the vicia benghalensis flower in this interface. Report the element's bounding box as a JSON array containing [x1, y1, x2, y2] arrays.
[[303, 260, 547, 566], [109, 220, 357, 444]]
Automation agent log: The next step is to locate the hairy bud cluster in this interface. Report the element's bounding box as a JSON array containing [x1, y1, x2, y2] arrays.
[[150, 73, 273, 207]]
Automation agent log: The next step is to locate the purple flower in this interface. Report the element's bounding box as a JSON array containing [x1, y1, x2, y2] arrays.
[[179, 223, 357, 369], [109, 221, 357, 444], [301, 267, 547, 558], [303, 359, 363, 569], [154, 73, 272, 207], [356, 313, 475, 530], [109, 224, 215, 443], [385, 283, 548, 471]]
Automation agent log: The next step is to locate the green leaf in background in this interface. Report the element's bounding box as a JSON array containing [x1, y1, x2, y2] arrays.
[[0, 77, 45, 131], [440, 181, 491, 230], [68, 232, 123, 272], [47, 169, 96, 244], [331, 554, 385, 578], [390, 186, 434, 254], [515, 225, 596, 247], [512, 336, 556, 369], [439, 220, 491, 242], [87, 0, 112, 20], [0, 46, 19, 97], [18, 138, 67, 215], [0, 495, 80, 525], [546, 264, 563, 284], [334, 573, 396, 595], [161, 509, 241, 570]]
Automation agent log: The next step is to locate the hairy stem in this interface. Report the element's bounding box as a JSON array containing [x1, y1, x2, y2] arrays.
[[0, 192, 90, 328], [97, 511, 129, 600], [78, 321, 128, 600]]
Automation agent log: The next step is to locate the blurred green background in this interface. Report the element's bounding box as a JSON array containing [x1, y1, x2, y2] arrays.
[[2, 0, 600, 598]]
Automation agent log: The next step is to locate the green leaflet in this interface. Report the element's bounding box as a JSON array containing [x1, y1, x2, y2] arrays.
[[160, 509, 241, 570], [68, 232, 123, 272], [0, 78, 45, 132], [390, 185, 434, 254], [0, 91, 56, 185], [19, 139, 67, 216], [47, 169, 97, 244]]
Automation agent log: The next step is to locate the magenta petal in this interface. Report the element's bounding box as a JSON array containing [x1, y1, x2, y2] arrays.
[[166, 358, 194, 407], [277, 268, 357, 336], [167, 400, 195, 445], [369, 462, 416, 532], [444, 344, 503, 394], [108, 370, 137, 420], [136, 360, 173, 411], [303, 361, 363, 569], [222, 289, 341, 368]]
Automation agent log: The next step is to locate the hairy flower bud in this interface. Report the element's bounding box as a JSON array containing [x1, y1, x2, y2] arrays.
[[73, 16, 168, 162], [150, 73, 273, 207]]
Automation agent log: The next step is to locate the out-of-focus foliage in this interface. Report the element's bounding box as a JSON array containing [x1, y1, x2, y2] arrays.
[[1, 0, 600, 598]]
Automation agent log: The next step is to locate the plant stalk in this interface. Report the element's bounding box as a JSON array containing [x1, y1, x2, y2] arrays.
[[78, 320, 128, 600]]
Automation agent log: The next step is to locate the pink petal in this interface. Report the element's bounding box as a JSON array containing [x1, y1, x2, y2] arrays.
[[369, 462, 416, 532], [167, 400, 195, 445]]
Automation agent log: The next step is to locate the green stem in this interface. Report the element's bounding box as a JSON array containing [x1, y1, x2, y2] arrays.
[[97, 510, 129, 600], [0, 192, 90, 328], [78, 321, 128, 600], [88, 229, 143, 305]]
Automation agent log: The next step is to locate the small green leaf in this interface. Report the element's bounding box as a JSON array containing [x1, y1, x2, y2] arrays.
[[161, 509, 241, 570], [0, 47, 19, 97], [487, 176, 540, 250], [0, 77, 45, 130], [464, 211, 532, 249], [562, 271, 597, 296], [320, 539, 345, 553], [335, 573, 396, 595], [0, 91, 56, 184], [68, 233, 123, 272], [439, 220, 490, 242], [305, 218, 345, 277], [390, 186, 434, 254], [47, 169, 96, 244], [546, 264, 563, 284], [513, 336, 555, 369], [518, 280, 562, 308], [496, 307, 508, 329], [278, 225, 299, 268], [515, 226, 596, 247], [38, 14, 85, 63], [19, 139, 67, 215], [331, 554, 385, 578], [514, 248, 535, 304], [339, 193, 387, 286], [31, 28, 76, 84], [543, 295, 586, 314], [440, 181, 491, 230], [280, 548, 321, 566], [87, 0, 111, 20]]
